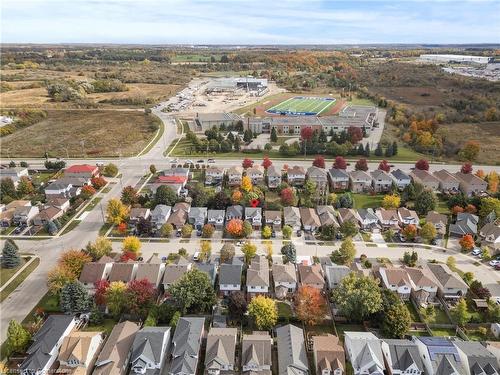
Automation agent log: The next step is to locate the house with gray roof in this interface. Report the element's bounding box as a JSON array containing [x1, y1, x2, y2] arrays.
[[328, 168, 350, 191], [276, 324, 309, 375], [317, 206, 339, 228], [349, 170, 372, 193], [426, 263, 469, 300], [226, 205, 244, 221], [398, 207, 419, 226], [265, 210, 282, 231], [433, 170, 460, 193], [307, 166, 329, 194], [20, 315, 76, 375], [412, 337, 467, 375], [13, 205, 39, 225], [453, 341, 499, 375], [337, 208, 361, 228], [150, 205, 171, 229], [410, 169, 440, 191], [324, 264, 351, 290], [194, 262, 217, 287], [129, 207, 151, 227], [163, 258, 192, 289], [188, 207, 208, 231], [273, 263, 297, 299], [391, 169, 411, 190], [344, 331, 385, 375], [204, 328, 238, 375], [357, 208, 379, 230], [219, 263, 243, 295], [371, 170, 393, 193], [170, 317, 205, 375], [245, 207, 263, 229], [287, 166, 306, 186], [479, 222, 500, 251], [247, 166, 265, 185], [208, 209, 225, 230], [284, 206, 302, 231], [227, 166, 243, 187], [135, 259, 165, 287], [381, 339, 425, 375], [129, 327, 171, 375], [449, 213, 479, 237], [267, 165, 282, 189], [247, 255, 270, 296], [454, 172, 488, 197], [242, 332, 272, 375], [205, 166, 225, 186]]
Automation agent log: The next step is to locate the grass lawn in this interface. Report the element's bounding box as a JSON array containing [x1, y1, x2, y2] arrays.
[[436, 199, 450, 215], [267, 96, 336, 115], [137, 119, 165, 156], [346, 96, 376, 106], [408, 330, 430, 337], [99, 223, 113, 236], [431, 328, 457, 337], [23, 291, 60, 325], [306, 323, 335, 336], [425, 308, 451, 324], [465, 329, 499, 341], [405, 302, 422, 323], [0, 257, 39, 302], [353, 193, 384, 209], [82, 318, 117, 335], [335, 323, 365, 342], [277, 302, 293, 319], [60, 219, 82, 236], [85, 197, 103, 211], [0, 258, 28, 286]]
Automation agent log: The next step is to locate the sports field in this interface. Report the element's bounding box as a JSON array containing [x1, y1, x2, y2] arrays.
[[266, 96, 336, 115]]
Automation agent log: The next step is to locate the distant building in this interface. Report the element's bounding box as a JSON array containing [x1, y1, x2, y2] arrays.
[[195, 113, 242, 131], [419, 54, 492, 65]]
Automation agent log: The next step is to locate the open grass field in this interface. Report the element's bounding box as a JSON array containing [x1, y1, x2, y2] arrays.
[[1, 110, 160, 158], [267, 96, 336, 115]]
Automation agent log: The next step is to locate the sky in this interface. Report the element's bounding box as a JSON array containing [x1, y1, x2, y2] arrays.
[[1, 0, 499, 45]]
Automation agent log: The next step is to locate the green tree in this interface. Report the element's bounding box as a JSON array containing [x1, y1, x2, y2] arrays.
[[262, 226, 272, 239], [321, 224, 337, 240], [270, 127, 278, 142], [331, 237, 356, 265], [247, 295, 278, 330], [169, 311, 181, 328], [60, 281, 91, 314], [242, 242, 257, 264], [414, 190, 437, 216], [339, 220, 358, 238], [479, 197, 500, 218], [1, 240, 21, 269], [6, 320, 31, 356], [154, 185, 177, 206], [1, 178, 17, 202], [160, 223, 174, 237], [282, 225, 292, 239], [451, 298, 470, 327], [149, 164, 157, 175], [332, 273, 382, 322], [382, 302, 411, 338], [103, 163, 118, 177], [242, 221, 253, 238], [181, 224, 193, 238], [420, 222, 437, 243], [85, 236, 112, 261], [168, 269, 216, 314], [281, 242, 296, 264]]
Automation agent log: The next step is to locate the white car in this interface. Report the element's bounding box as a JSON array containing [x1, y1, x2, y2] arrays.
[[489, 260, 500, 267], [185, 159, 194, 164], [471, 248, 482, 256], [193, 251, 200, 262]]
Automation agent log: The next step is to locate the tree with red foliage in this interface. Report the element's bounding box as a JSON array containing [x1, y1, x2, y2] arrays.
[[242, 158, 254, 169], [300, 127, 314, 141], [262, 157, 272, 170], [313, 156, 325, 169], [355, 158, 368, 171], [378, 160, 391, 172], [120, 251, 137, 262], [459, 234, 475, 251], [94, 280, 110, 306], [91, 176, 107, 190], [465, 204, 477, 214], [295, 286, 327, 326], [452, 206, 465, 215], [125, 279, 157, 318], [415, 159, 429, 171], [402, 224, 418, 241], [117, 222, 127, 234], [333, 156, 347, 170], [80, 185, 96, 199], [461, 163, 473, 174], [347, 126, 363, 144], [280, 187, 296, 206], [226, 219, 244, 238]]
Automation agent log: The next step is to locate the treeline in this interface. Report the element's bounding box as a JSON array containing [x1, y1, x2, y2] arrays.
[[0, 109, 47, 137], [45, 78, 128, 102]]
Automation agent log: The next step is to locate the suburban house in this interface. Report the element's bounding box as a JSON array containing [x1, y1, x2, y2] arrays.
[[208, 209, 226, 230], [376, 208, 400, 231], [324, 265, 351, 290], [371, 170, 393, 193], [328, 168, 350, 191], [79, 261, 113, 291], [129, 207, 151, 227], [265, 210, 282, 231], [453, 341, 500, 375], [32, 206, 63, 226], [410, 169, 440, 191], [150, 205, 171, 229], [45, 180, 77, 198], [0, 166, 29, 186], [425, 211, 448, 238], [58, 331, 103, 375], [397, 207, 419, 226], [194, 262, 217, 287], [227, 166, 243, 187], [46, 197, 70, 212], [57, 176, 89, 188], [307, 166, 329, 194], [93, 321, 140, 375], [349, 170, 372, 193], [267, 165, 282, 188], [284, 206, 302, 231], [405, 267, 438, 305], [449, 212, 479, 237], [129, 327, 171, 375], [20, 315, 77, 375], [245, 207, 263, 229], [317, 206, 339, 228], [219, 263, 243, 295], [344, 332, 385, 375], [226, 205, 244, 221], [205, 166, 225, 186], [478, 222, 500, 250], [380, 339, 425, 375], [167, 202, 191, 229], [161, 167, 190, 179], [298, 264, 325, 290], [108, 263, 137, 283], [412, 337, 467, 375], [169, 317, 205, 375], [188, 207, 208, 231], [312, 334, 345, 375], [135, 256, 166, 287], [379, 267, 412, 300], [163, 257, 192, 289], [426, 263, 469, 300], [276, 324, 309, 375], [247, 166, 265, 185], [287, 165, 306, 186], [300, 207, 321, 232], [433, 169, 460, 192], [241, 332, 272, 375], [204, 328, 238, 375], [391, 169, 412, 190], [273, 263, 297, 299], [247, 255, 270, 296], [13, 205, 39, 225], [337, 208, 361, 228], [454, 172, 488, 196], [65, 164, 99, 179], [357, 208, 379, 230]]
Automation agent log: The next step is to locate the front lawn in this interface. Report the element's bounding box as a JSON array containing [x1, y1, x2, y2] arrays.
[[352, 193, 384, 209], [0, 258, 28, 286], [0, 257, 39, 302], [23, 291, 61, 325], [306, 323, 335, 336]]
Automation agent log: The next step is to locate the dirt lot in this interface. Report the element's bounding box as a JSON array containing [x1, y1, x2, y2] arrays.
[[369, 86, 445, 108], [1, 109, 159, 158]]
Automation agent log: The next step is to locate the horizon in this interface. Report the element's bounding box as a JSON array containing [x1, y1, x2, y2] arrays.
[[1, 0, 500, 45]]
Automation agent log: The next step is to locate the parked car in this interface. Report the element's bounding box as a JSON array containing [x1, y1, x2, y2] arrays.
[[235, 241, 243, 247], [196, 159, 204, 163], [489, 260, 499, 267], [271, 230, 276, 238], [185, 159, 194, 164], [471, 248, 482, 256], [208, 158, 216, 163], [193, 252, 200, 262], [296, 230, 302, 237], [495, 263, 500, 271], [176, 229, 181, 237], [196, 230, 202, 236], [170, 158, 179, 163]]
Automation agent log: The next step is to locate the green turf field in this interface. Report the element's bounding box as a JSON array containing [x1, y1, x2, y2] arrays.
[[267, 96, 336, 115]]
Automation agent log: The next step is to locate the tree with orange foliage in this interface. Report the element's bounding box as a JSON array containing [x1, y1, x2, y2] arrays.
[[91, 176, 107, 189], [402, 224, 417, 241], [465, 204, 477, 214], [59, 249, 92, 277], [80, 185, 96, 199], [459, 234, 475, 252], [451, 206, 465, 215], [262, 157, 272, 170], [120, 251, 137, 262], [231, 189, 243, 203], [475, 170, 485, 179], [241, 175, 252, 192], [295, 286, 327, 326], [226, 219, 244, 238]]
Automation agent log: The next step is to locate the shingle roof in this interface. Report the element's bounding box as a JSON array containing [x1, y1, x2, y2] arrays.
[[276, 324, 309, 375], [171, 317, 205, 375], [273, 263, 297, 284], [426, 263, 469, 290], [108, 263, 135, 282], [313, 335, 345, 374], [219, 264, 242, 285], [391, 169, 410, 180], [247, 255, 270, 288], [130, 327, 170, 367], [298, 264, 324, 286], [135, 263, 163, 284], [450, 213, 479, 235], [328, 168, 349, 179], [205, 328, 238, 368], [242, 332, 272, 370], [383, 339, 425, 373], [79, 263, 107, 284], [299, 207, 321, 227], [58, 331, 101, 364]]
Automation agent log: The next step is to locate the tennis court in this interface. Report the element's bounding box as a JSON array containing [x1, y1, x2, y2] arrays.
[[266, 96, 336, 116]]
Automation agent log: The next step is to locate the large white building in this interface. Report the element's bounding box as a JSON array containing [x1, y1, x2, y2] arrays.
[[419, 54, 492, 65]]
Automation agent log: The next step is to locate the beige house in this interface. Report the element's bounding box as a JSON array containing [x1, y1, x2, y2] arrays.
[[454, 172, 488, 196], [300, 207, 321, 232], [410, 169, 440, 191], [433, 169, 460, 192], [247, 166, 265, 185], [204, 328, 238, 375], [379, 268, 412, 300], [59, 331, 104, 375], [298, 264, 325, 289], [273, 263, 297, 299], [227, 166, 243, 186], [241, 332, 272, 375], [312, 334, 345, 375], [349, 170, 372, 193], [405, 266, 438, 304], [267, 165, 282, 188], [287, 165, 306, 186], [425, 211, 448, 238]]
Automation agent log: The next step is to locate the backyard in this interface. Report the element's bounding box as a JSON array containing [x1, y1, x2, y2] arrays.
[[352, 193, 384, 209]]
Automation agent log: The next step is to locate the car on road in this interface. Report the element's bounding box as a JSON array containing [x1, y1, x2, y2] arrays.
[[489, 260, 500, 267], [193, 252, 200, 262], [296, 230, 302, 237], [196, 159, 204, 163], [185, 159, 194, 164], [235, 241, 243, 247], [13, 227, 22, 234], [208, 159, 216, 163], [170, 158, 178, 163], [495, 263, 500, 271], [471, 248, 482, 256], [176, 229, 181, 237]]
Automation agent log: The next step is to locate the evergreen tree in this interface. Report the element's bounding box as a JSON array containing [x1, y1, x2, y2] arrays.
[[60, 281, 91, 314], [6, 320, 31, 356], [392, 141, 398, 155], [1, 240, 21, 269], [243, 129, 252, 143], [270, 127, 278, 143], [364, 144, 370, 157], [385, 143, 393, 157], [357, 143, 364, 155], [374, 143, 383, 157]]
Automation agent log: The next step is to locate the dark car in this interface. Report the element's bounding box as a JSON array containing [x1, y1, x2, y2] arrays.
[[197, 159, 204, 163], [496, 263, 500, 271], [271, 231, 276, 238], [296, 230, 302, 237]]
